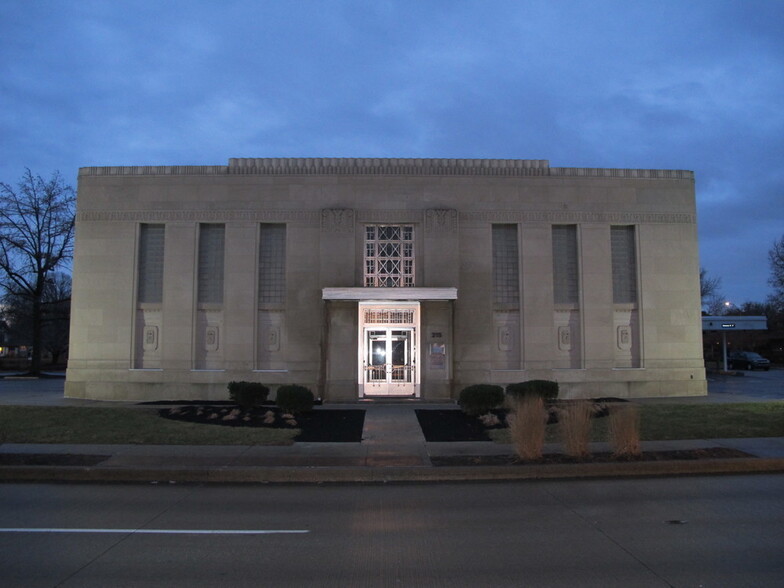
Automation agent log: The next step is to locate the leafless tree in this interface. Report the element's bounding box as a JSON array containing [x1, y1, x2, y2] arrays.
[[700, 267, 725, 314], [768, 235, 784, 311], [0, 169, 75, 374]]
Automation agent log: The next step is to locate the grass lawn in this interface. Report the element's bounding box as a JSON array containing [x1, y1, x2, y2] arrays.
[[488, 401, 784, 444], [0, 406, 298, 445]]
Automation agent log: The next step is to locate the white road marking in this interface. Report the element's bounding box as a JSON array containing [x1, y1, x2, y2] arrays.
[[0, 528, 309, 535]]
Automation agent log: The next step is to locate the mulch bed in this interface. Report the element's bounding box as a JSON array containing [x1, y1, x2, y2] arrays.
[[416, 409, 507, 442], [0, 454, 110, 466], [417, 408, 755, 465], [431, 448, 753, 467], [159, 406, 365, 442]]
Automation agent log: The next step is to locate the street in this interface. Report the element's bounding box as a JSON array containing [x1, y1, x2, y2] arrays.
[[1, 475, 783, 587]]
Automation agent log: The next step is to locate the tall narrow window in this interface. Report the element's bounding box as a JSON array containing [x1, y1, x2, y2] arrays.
[[198, 224, 225, 305], [492, 224, 519, 306], [611, 225, 637, 304], [364, 225, 415, 287], [137, 224, 165, 304], [258, 224, 286, 304], [552, 225, 579, 304]]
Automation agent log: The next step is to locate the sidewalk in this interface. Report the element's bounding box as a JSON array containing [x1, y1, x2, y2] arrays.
[[2, 402, 784, 483], [1, 372, 784, 483]]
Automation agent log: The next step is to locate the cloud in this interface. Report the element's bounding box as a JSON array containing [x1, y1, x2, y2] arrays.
[[0, 0, 782, 303]]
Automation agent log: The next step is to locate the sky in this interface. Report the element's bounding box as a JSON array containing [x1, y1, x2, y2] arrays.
[[1, 0, 782, 306]]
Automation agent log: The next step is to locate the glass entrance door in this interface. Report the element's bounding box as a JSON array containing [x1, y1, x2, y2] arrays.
[[364, 328, 415, 395]]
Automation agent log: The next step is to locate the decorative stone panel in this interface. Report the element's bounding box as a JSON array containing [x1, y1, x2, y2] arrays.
[[425, 209, 458, 234], [320, 208, 355, 233]]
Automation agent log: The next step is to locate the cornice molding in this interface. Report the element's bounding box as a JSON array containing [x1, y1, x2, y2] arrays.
[[77, 209, 695, 225], [76, 210, 321, 224], [78, 158, 694, 181], [229, 158, 550, 176], [461, 211, 696, 224]]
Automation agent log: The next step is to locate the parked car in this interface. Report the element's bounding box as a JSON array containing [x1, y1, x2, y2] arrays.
[[728, 351, 771, 371]]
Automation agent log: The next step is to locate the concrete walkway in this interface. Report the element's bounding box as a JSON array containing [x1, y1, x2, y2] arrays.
[[1, 371, 784, 483]]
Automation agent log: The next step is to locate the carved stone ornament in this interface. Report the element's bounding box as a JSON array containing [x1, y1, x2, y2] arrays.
[[205, 326, 220, 352], [498, 325, 512, 352], [320, 208, 355, 233], [617, 325, 632, 351], [425, 209, 458, 234], [268, 326, 281, 351], [557, 325, 571, 351], [142, 325, 159, 352]]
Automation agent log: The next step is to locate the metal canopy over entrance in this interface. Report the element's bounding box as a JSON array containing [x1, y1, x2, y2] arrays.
[[358, 301, 420, 397]]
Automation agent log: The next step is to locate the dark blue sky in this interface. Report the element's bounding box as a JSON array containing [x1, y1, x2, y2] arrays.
[[1, 0, 781, 305]]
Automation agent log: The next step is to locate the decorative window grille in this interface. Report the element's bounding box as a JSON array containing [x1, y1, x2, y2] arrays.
[[611, 225, 638, 304], [363, 309, 415, 324], [258, 224, 286, 304], [492, 224, 519, 305], [552, 225, 579, 304], [198, 224, 225, 305], [364, 225, 415, 287], [137, 224, 165, 304]]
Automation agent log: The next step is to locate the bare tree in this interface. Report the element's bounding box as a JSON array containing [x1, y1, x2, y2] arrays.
[[700, 267, 725, 315], [0, 169, 75, 375], [768, 235, 784, 311], [41, 272, 71, 365]]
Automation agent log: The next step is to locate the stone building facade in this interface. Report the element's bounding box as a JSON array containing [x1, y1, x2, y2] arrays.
[[65, 158, 707, 401]]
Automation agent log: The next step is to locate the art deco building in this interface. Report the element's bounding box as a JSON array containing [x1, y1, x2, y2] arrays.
[[66, 158, 706, 401]]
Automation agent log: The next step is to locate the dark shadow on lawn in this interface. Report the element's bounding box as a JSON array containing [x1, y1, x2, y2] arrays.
[[159, 406, 364, 443], [416, 409, 506, 442]]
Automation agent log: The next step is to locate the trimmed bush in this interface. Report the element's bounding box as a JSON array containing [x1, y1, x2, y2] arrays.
[[227, 381, 269, 410], [458, 385, 504, 416], [505, 380, 559, 402], [276, 385, 315, 414]]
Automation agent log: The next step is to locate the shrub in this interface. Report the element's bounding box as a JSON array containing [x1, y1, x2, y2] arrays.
[[558, 401, 593, 458], [608, 403, 641, 458], [507, 394, 548, 461], [458, 385, 504, 416], [275, 385, 315, 414], [506, 380, 559, 402], [227, 381, 269, 410]]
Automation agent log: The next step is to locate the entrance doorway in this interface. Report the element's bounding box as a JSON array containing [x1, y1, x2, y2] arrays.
[[359, 303, 419, 397]]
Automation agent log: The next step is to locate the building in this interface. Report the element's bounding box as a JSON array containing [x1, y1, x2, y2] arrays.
[[65, 158, 707, 401]]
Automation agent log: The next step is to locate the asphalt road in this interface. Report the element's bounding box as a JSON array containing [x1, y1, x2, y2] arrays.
[[1, 476, 783, 587]]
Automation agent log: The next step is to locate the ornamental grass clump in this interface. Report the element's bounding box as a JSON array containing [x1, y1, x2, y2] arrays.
[[507, 394, 548, 461], [608, 403, 641, 458], [458, 384, 504, 416], [559, 400, 593, 458]]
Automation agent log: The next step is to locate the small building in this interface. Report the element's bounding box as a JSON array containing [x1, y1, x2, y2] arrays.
[[66, 158, 707, 401]]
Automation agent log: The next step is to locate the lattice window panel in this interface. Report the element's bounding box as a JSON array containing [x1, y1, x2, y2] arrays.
[[258, 224, 286, 304], [611, 225, 638, 304], [137, 224, 165, 304], [552, 225, 579, 304], [198, 224, 225, 305], [492, 224, 519, 305], [364, 225, 415, 287], [363, 309, 415, 325]]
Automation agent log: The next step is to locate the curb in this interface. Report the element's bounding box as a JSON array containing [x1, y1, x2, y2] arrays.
[[2, 458, 784, 484]]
